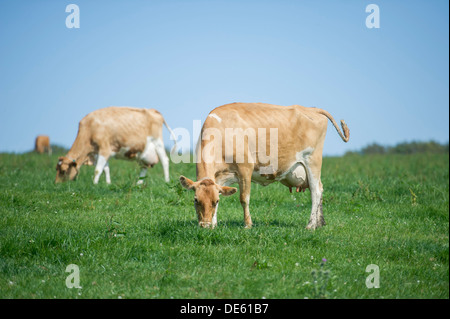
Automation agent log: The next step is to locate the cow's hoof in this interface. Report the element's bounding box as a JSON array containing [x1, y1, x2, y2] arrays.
[[306, 221, 325, 230], [244, 224, 253, 229]]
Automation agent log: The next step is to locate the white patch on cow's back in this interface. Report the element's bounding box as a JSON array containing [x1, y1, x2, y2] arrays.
[[208, 113, 222, 123]]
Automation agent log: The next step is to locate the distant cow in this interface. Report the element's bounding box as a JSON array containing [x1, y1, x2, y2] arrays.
[[55, 106, 176, 184], [35, 135, 52, 154], [180, 103, 350, 229]]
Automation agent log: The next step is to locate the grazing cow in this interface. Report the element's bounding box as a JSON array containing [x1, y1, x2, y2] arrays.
[[35, 135, 52, 154], [180, 103, 350, 229], [55, 106, 176, 184]]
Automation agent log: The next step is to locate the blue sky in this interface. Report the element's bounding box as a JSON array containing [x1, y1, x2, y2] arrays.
[[0, 0, 448, 155]]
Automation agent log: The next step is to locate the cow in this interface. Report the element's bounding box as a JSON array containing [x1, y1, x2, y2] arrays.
[[35, 135, 52, 154], [179, 102, 350, 230], [55, 106, 176, 184]]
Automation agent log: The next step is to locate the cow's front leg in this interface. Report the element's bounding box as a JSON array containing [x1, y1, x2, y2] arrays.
[[238, 176, 253, 228], [103, 161, 111, 184], [94, 153, 109, 184]]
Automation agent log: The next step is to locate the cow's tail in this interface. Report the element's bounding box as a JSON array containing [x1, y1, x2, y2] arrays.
[[163, 119, 178, 154], [316, 109, 350, 143]]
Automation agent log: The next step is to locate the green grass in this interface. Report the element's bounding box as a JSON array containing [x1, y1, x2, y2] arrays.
[[0, 152, 448, 299]]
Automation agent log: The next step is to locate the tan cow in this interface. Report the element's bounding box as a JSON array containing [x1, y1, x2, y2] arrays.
[[180, 102, 350, 230], [55, 106, 176, 184], [35, 135, 52, 154]]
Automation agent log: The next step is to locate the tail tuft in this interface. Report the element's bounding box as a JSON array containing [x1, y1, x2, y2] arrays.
[[340, 120, 350, 142]]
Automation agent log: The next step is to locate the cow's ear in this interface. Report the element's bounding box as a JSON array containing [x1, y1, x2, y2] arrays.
[[56, 157, 64, 168], [179, 176, 196, 190], [218, 186, 237, 196]]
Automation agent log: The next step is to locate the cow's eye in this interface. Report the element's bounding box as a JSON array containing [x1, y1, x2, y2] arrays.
[[194, 198, 198, 204], [212, 200, 219, 207]]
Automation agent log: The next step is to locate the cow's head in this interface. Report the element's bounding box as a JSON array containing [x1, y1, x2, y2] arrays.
[[55, 156, 79, 183], [179, 176, 237, 228]]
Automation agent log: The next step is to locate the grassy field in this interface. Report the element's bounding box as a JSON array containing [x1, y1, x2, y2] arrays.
[[0, 151, 448, 299]]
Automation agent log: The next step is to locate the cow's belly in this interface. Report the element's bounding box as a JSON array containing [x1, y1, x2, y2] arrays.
[[251, 171, 275, 186], [251, 163, 309, 188], [216, 172, 239, 186], [111, 137, 159, 166], [112, 147, 133, 160]]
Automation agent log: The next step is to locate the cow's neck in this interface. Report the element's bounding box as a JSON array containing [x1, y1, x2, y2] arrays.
[[66, 128, 93, 167], [66, 150, 89, 168], [196, 161, 217, 182]]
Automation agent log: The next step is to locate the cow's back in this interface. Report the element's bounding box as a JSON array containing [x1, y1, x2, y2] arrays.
[[204, 102, 328, 147], [207, 103, 325, 128], [80, 107, 164, 153]]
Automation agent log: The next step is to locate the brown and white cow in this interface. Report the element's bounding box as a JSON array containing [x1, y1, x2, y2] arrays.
[[35, 135, 52, 154], [55, 106, 176, 184], [180, 102, 349, 230]]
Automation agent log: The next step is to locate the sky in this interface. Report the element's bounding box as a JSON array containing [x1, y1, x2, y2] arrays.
[[0, 0, 448, 156]]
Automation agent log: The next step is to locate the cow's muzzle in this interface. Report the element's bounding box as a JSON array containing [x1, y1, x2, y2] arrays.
[[199, 222, 214, 229]]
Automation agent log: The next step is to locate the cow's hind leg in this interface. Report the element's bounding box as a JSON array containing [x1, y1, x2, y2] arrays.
[[306, 170, 326, 230], [154, 138, 170, 182]]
